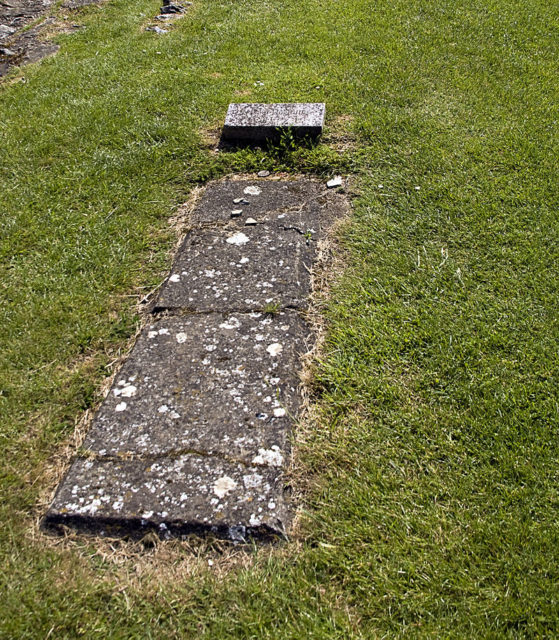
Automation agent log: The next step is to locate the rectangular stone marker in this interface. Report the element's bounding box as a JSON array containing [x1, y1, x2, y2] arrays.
[[82, 312, 307, 463], [222, 103, 325, 143]]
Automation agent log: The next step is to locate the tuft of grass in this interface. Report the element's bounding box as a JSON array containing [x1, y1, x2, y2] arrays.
[[0, 0, 558, 637]]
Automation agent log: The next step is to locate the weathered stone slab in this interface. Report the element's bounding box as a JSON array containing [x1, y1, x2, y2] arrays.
[[154, 223, 314, 312], [222, 103, 325, 143], [83, 312, 307, 463], [44, 454, 288, 541], [44, 178, 348, 542], [188, 179, 344, 229]]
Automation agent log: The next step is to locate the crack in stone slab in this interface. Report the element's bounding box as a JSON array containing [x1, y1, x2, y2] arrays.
[[78, 445, 279, 470]]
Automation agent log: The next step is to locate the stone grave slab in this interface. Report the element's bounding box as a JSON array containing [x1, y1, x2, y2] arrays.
[[154, 223, 314, 312], [44, 454, 288, 541], [188, 179, 344, 229], [44, 178, 348, 542], [222, 103, 325, 143], [83, 312, 307, 463]]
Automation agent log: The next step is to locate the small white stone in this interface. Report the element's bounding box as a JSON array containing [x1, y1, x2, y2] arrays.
[[327, 175, 343, 188], [169, 274, 181, 283], [240, 257, 249, 264], [176, 332, 188, 344], [115, 402, 127, 412], [273, 408, 286, 418], [158, 405, 169, 413], [245, 217, 257, 226], [226, 232, 250, 246], [267, 343, 283, 357], [244, 186, 262, 196], [231, 209, 243, 217]]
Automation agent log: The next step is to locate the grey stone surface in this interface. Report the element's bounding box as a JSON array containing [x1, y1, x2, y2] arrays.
[[154, 223, 314, 313], [44, 454, 288, 541], [83, 312, 307, 463], [187, 179, 342, 234], [222, 103, 325, 143]]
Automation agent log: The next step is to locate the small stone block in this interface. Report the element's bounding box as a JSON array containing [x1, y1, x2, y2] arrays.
[[44, 454, 288, 541], [222, 103, 325, 143]]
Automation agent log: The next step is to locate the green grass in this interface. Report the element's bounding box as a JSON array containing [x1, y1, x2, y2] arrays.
[[1, 0, 558, 636]]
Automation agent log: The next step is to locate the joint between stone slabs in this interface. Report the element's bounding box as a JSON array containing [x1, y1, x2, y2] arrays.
[[150, 303, 309, 317], [73, 447, 287, 470]]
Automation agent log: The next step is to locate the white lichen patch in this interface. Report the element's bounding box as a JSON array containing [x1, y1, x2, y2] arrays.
[[219, 317, 241, 330], [249, 514, 262, 526], [226, 232, 250, 246], [243, 473, 263, 489], [244, 186, 262, 196], [252, 446, 284, 467], [213, 476, 238, 498], [266, 343, 283, 357], [114, 385, 137, 398]]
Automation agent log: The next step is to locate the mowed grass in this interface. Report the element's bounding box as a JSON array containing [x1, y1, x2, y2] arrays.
[[1, 0, 558, 636]]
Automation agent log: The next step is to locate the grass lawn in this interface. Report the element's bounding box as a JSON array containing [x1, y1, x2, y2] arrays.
[[1, 0, 558, 636]]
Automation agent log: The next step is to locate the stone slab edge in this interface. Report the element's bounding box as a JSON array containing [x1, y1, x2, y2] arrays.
[[43, 454, 290, 543]]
